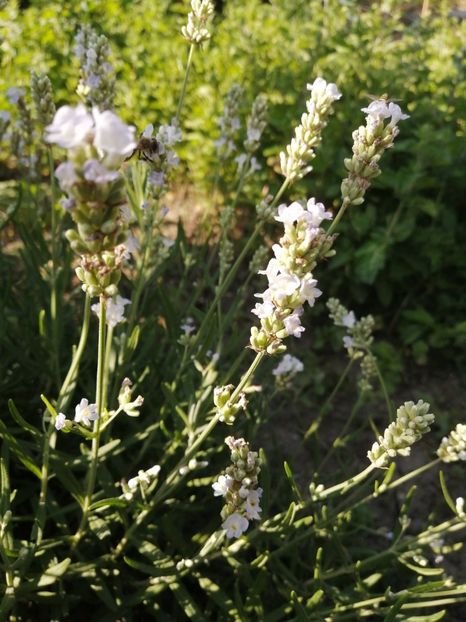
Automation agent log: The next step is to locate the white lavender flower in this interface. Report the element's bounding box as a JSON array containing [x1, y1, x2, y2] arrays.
[[272, 354, 304, 385], [222, 513, 249, 539], [127, 465, 160, 493], [437, 424, 466, 463], [368, 400, 435, 468], [212, 474, 234, 497], [117, 378, 144, 417], [92, 295, 131, 328], [54, 413, 69, 431], [216, 437, 261, 538], [341, 99, 409, 206], [45, 104, 94, 149], [182, 0, 215, 44], [74, 398, 98, 426], [280, 77, 341, 183], [250, 197, 332, 354]]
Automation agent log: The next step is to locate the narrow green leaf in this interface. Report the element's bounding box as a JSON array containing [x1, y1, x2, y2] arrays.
[[399, 558, 444, 577], [168, 581, 206, 621], [291, 590, 310, 621], [40, 394, 57, 419], [284, 462, 303, 503], [439, 471, 457, 514], [197, 575, 240, 617], [0, 421, 41, 479], [8, 399, 41, 438], [383, 593, 410, 621]]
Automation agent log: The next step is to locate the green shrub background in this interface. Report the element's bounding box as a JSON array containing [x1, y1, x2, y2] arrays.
[[2, 0, 465, 365]]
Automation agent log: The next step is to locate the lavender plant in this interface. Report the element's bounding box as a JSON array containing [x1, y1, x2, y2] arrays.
[[0, 3, 465, 620]]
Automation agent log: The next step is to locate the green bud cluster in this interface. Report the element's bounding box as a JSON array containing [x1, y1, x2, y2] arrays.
[[220, 436, 260, 520], [30, 71, 55, 127], [213, 385, 248, 425], [358, 352, 377, 393], [181, 0, 215, 44], [255, 195, 275, 223], [341, 117, 399, 206], [244, 94, 268, 154], [249, 246, 270, 275], [368, 400, 435, 468], [75, 26, 115, 111], [437, 424, 466, 463], [63, 151, 129, 298]]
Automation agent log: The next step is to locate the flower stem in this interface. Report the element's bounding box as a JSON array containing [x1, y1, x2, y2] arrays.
[[327, 197, 350, 236], [315, 391, 365, 476], [34, 294, 92, 548], [313, 463, 376, 501], [176, 43, 195, 122], [47, 146, 61, 388], [72, 296, 106, 548], [304, 357, 354, 439]]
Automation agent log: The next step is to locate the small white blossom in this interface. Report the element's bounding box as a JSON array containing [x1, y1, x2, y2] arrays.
[[55, 413, 68, 431], [74, 398, 98, 426], [342, 311, 356, 328], [83, 159, 119, 184], [245, 488, 263, 520], [456, 497, 465, 518], [181, 317, 196, 335], [283, 313, 305, 338], [92, 295, 131, 328], [273, 354, 304, 377], [147, 465, 161, 478], [45, 104, 94, 149], [212, 474, 234, 497], [222, 512, 249, 539], [55, 162, 78, 193], [6, 87, 25, 105], [156, 122, 182, 147], [92, 108, 136, 160]]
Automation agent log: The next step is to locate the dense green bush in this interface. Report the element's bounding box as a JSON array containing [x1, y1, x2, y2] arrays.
[[0, 1, 465, 619], [1, 0, 465, 363]]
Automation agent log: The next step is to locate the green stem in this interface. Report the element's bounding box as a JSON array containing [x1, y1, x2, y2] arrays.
[[314, 463, 376, 501], [371, 353, 393, 421], [176, 43, 195, 122], [316, 391, 365, 476], [327, 197, 350, 236], [304, 358, 354, 439], [72, 296, 107, 548], [34, 294, 92, 547], [47, 146, 61, 388], [113, 351, 265, 558]]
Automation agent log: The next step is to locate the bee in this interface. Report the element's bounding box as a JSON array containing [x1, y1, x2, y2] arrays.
[[365, 92, 403, 104], [125, 124, 160, 162]]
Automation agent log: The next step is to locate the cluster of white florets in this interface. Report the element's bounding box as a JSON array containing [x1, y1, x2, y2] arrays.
[[250, 198, 333, 354], [279, 77, 341, 183], [213, 437, 262, 539], [437, 424, 466, 463], [181, 0, 215, 44], [327, 297, 377, 391], [341, 99, 409, 206], [368, 400, 435, 468], [272, 353, 304, 389], [45, 104, 136, 296], [55, 378, 143, 432]]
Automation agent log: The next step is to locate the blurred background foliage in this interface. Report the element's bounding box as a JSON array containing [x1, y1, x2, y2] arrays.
[[1, 0, 465, 368]]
